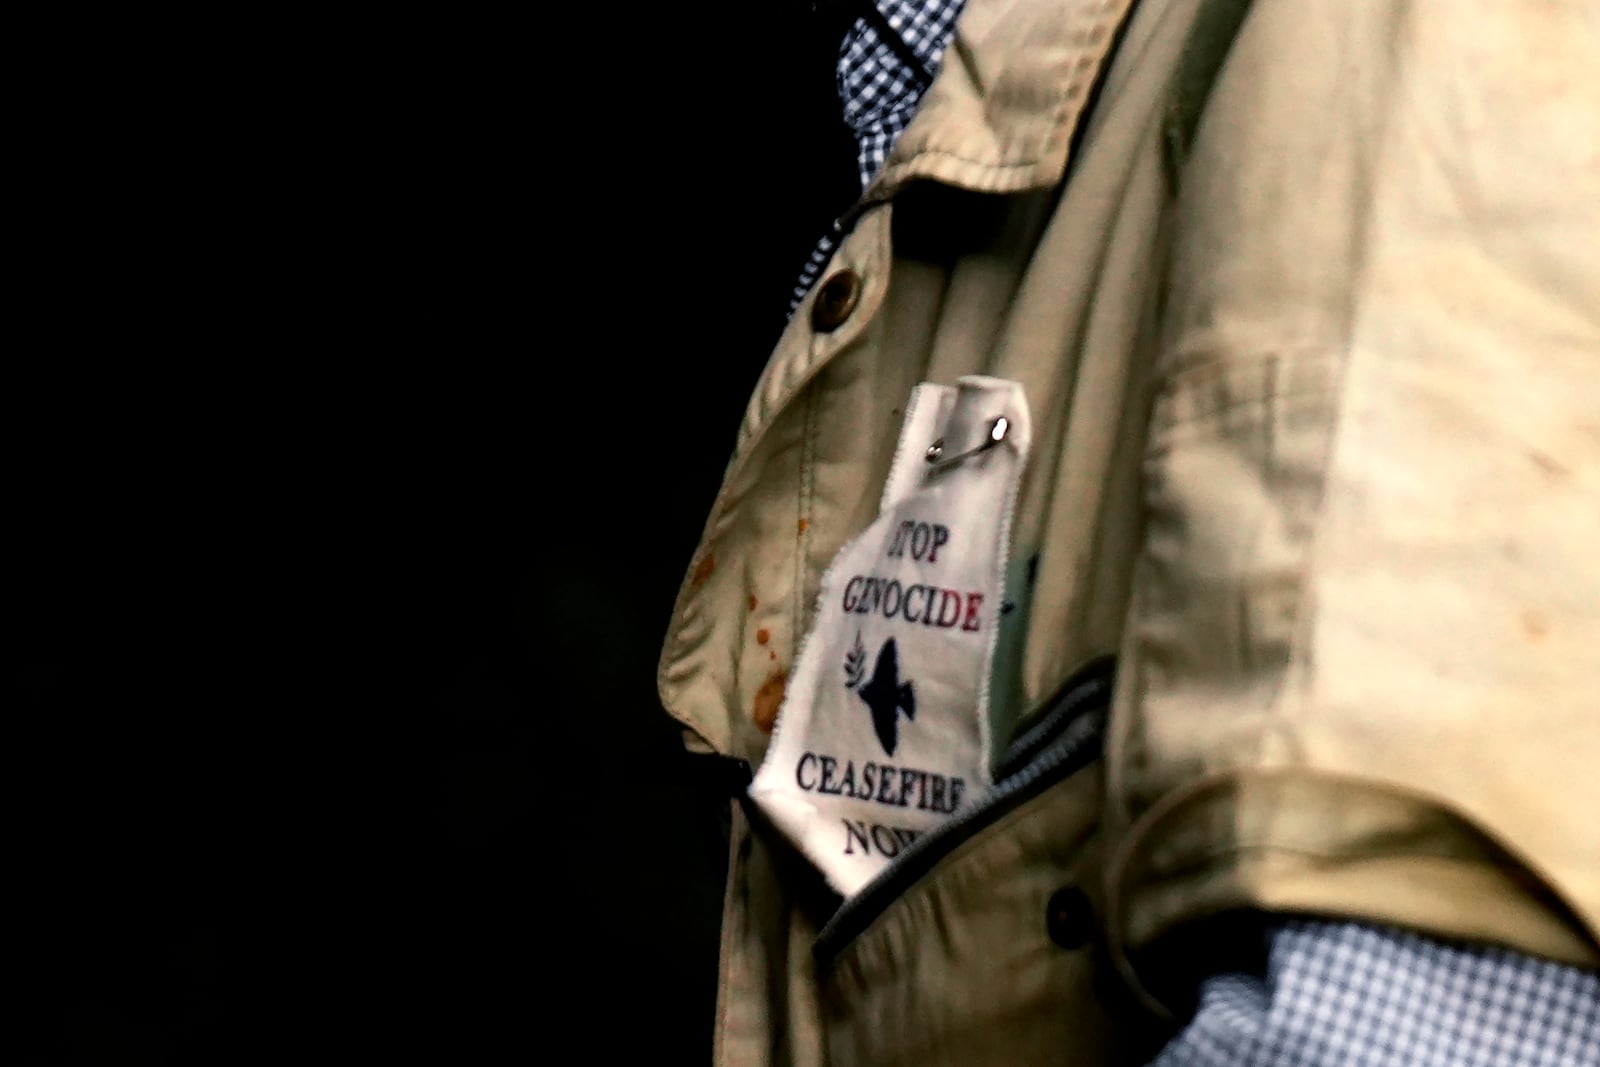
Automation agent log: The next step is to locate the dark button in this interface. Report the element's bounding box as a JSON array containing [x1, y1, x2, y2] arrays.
[[811, 270, 862, 332], [1046, 886, 1094, 950]]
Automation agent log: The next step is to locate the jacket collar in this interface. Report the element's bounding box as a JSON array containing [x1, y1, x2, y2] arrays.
[[850, 0, 1140, 214]]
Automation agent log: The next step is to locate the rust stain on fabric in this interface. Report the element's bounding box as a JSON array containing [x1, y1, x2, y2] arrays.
[[691, 554, 716, 586], [756, 628, 771, 646], [1528, 450, 1570, 479], [753, 671, 788, 734], [797, 518, 809, 535], [748, 595, 758, 611], [1522, 610, 1550, 641]]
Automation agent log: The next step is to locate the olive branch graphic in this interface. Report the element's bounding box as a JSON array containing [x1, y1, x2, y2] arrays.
[[843, 630, 866, 689]]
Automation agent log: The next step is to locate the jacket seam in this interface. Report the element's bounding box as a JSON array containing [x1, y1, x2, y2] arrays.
[[796, 388, 820, 659]]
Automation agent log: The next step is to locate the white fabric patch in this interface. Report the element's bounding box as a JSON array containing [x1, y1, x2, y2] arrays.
[[749, 376, 1032, 896]]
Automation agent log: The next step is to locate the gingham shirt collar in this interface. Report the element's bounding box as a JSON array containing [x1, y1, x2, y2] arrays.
[[839, 0, 968, 190], [790, 0, 968, 312]]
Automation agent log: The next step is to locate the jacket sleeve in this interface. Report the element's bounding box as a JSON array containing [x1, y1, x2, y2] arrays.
[[1107, 0, 1600, 998]]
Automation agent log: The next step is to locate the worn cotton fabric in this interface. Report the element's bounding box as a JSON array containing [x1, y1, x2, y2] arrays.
[[663, 1, 1600, 1063]]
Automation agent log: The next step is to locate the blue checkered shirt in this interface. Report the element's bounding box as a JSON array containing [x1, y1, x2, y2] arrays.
[[802, 3, 1600, 1063], [789, 0, 965, 311]]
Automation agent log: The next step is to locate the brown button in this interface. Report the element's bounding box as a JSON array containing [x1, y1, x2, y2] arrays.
[[1046, 886, 1093, 950], [811, 270, 862, 331]]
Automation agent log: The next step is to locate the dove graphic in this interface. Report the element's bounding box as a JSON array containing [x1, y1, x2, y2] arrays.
[[855, 637, 916, 756]]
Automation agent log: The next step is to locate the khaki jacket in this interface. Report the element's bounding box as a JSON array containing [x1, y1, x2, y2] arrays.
[[657, 0, 1600, 1062]]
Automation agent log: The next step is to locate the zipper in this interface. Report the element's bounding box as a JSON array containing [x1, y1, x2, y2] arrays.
[[812, 658, 1115, 965]]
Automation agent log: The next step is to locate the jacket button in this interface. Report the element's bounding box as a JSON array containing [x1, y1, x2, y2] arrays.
[[811, 270, 862, 331], [1046, 886, 1093, 950]]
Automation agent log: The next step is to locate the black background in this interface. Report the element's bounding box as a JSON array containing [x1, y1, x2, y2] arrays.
[[11, 8, 861, 1063]]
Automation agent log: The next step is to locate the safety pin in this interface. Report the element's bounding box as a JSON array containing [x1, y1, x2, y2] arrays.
[[925, 416, 1008, 472]]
